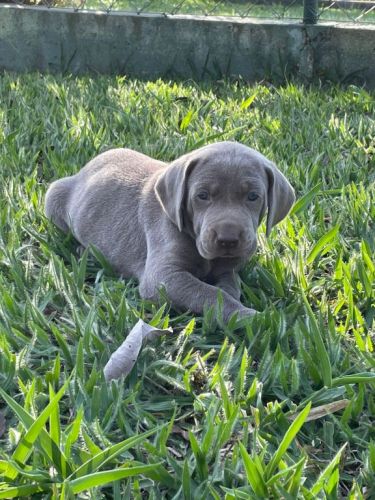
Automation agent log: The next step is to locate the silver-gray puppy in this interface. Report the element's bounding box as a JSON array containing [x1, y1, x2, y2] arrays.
[[45, 141, 295, 321]]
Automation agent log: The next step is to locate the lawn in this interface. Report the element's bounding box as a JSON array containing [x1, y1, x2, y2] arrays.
[[0, 73, 374, 498]]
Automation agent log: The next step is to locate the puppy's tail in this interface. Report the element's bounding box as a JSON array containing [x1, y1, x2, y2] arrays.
[[45, 178, 73, 233]]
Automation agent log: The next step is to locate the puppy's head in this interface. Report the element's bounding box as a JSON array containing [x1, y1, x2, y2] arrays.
[[155, 141, 295, 260]]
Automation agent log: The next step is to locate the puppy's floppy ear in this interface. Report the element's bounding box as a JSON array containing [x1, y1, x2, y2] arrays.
[[155, 154, 198, 231], [264, 160, 295, 237]]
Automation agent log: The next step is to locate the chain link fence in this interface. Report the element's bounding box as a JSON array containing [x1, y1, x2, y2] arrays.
[[1, 0, 375, 23]]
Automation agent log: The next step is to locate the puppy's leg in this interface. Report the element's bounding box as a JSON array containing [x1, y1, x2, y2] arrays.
[[214, 272, 241, 301], [140, 266, 255, 322]]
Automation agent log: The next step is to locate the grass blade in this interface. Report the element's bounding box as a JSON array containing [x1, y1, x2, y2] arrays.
[[0, 484, 47, 498], [331, 373, 375, 387], [239, 442, 267, 497], [310, 443, 347, 496], [301, 292, 332, 387], [0, 383, 71, 480], [290, 182, 322, 216], [69, 464, 165, 493], [69, 427, 161, 479], [306, 225, 340, 265], [10, 381, 69, 476], [265, 402, 311, 479]]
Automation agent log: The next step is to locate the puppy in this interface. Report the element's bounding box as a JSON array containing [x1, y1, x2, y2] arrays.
[[45, 141, 295, 321]]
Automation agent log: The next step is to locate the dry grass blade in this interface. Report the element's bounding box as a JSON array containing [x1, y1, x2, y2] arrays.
[[288, 400, 350, 422]]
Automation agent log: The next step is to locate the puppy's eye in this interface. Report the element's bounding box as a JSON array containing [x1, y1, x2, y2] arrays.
[[197, 191, 209, 201], [247, 192, 259, 202]]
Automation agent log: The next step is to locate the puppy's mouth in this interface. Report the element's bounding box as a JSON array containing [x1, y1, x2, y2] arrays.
[[197, 239, 256, 261], [220, 250, 241, 258]]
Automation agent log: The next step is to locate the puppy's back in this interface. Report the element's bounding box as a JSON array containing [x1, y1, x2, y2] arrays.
[[45, 148, 166, 277]]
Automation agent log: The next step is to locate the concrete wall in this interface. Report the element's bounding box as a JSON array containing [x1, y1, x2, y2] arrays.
[[1, 4, 375, 86]]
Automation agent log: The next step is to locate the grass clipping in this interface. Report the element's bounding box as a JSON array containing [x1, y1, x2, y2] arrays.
[[104, 319, 172, 381]]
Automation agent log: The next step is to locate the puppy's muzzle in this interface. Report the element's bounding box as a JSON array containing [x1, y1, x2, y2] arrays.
[[199, 222, 254, 259]]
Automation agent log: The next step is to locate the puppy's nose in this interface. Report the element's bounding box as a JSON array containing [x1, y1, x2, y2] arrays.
[[213, 224, 242, 252], [217, 236, 239, 249]]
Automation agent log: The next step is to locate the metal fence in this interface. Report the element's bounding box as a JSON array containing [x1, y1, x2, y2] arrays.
[[2, 0, 375, 23]]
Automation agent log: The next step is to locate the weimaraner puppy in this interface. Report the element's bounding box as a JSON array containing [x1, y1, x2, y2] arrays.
[[45, 141, 295, 321]]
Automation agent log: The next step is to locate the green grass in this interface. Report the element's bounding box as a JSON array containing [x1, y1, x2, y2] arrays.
[[0, 73, 374, 498]]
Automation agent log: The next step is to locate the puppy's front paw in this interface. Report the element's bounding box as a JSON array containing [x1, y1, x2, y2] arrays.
[[238, 307, 257, 319]]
